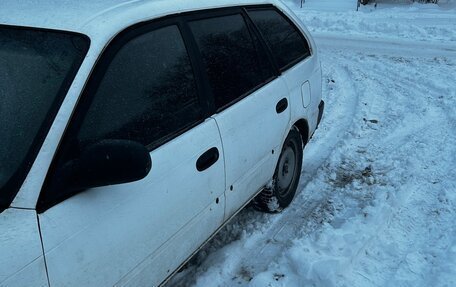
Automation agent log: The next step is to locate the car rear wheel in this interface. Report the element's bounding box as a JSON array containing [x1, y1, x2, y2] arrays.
[[252, 128, 303, 212]]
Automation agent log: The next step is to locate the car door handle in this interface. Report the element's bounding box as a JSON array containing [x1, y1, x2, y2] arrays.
[[196, 147, 219, 172], [276, 98, 288, 114]]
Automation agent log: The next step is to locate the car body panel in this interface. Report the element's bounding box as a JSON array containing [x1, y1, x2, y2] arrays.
[[0, 208, 48, 287], [282, 56, 321, 140], [115, 195, 225, 286]]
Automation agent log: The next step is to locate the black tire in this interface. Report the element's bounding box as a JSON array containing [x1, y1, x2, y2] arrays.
[[253, 128, 303, 213], [360, 0, 369, 5]]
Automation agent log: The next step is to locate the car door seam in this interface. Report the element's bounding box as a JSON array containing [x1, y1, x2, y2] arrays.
[[211, 117, 227, 220], [36, 213, 52, 287]]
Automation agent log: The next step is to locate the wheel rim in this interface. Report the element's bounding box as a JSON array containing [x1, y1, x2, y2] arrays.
[[276, 144, 297, 196]]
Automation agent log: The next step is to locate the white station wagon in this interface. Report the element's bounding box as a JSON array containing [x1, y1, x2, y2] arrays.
[[0, 0, 323, 286]]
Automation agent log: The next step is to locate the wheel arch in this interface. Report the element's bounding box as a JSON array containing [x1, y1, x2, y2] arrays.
[[292, 119, 309, 147]]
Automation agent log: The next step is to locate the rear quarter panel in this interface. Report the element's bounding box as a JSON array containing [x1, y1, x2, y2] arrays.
[[275, 1, 322, 137]]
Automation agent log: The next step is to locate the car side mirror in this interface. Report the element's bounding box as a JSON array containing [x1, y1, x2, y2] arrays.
[[38, 139, 151, 213], [50, 139, 152, 197], [64, 139, 152, 192]]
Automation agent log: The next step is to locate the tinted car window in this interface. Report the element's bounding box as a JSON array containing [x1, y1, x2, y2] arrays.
[[189, 14, 274, 110], [248, 9, 310, 69], [78, 25, 202, 150], [0, 27, 88, 209]]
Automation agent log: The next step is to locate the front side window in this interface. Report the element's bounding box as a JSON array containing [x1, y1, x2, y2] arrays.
[[77, 25, 202, 150], [0, 26, 88, 209], [248, 8, 311, 69], [189, 13, 274, 110], [39, 24, 203, 211]]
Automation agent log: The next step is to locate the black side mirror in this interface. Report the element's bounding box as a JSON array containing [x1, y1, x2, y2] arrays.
[[38, 140, 151, 213], [57, 139, 151, 193], [72, 139, 152, 190]]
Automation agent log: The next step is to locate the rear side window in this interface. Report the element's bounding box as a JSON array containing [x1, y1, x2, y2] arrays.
[[248, 8, 310, 70], [189, 14, 274, 110], [77, 25, 202, 150]]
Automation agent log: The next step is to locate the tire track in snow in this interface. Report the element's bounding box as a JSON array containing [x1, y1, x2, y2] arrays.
[[314, 34, 456, 58], [301, 65, 360, 184], [312, 49, 456, 287], [294, 55, 402, 284], [359, 54, 456, 130]]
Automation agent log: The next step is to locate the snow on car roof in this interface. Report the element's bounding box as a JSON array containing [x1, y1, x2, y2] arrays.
[[0, 0, 280, 37]]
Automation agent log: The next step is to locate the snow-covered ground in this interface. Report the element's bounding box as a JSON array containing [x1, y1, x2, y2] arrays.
[[166, 1, 456, 286]]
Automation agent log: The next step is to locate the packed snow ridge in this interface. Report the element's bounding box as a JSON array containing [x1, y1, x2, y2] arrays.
[[167, 1, 456, 286]]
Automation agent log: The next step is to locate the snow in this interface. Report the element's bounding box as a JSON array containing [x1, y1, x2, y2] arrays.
[[166, 1, 456, 286]]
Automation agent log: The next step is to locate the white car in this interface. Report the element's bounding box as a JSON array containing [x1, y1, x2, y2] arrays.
[[0, 0, 323, 286]]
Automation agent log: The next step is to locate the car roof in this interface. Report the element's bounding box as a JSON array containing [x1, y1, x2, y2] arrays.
[[0, 0, 282, 37]]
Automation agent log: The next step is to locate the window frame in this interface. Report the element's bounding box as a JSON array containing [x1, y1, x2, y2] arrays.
[[245, 6, 313, 73], [53, 18, 210, 153]]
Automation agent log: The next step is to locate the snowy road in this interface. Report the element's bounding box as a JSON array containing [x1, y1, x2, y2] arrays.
[[166, 3, 456, 287], [314, 34, 456, 58]]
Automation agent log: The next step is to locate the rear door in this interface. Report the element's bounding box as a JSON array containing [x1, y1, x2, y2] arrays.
[[37, 21, 225, 287], [187, 9, 290, 219]]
